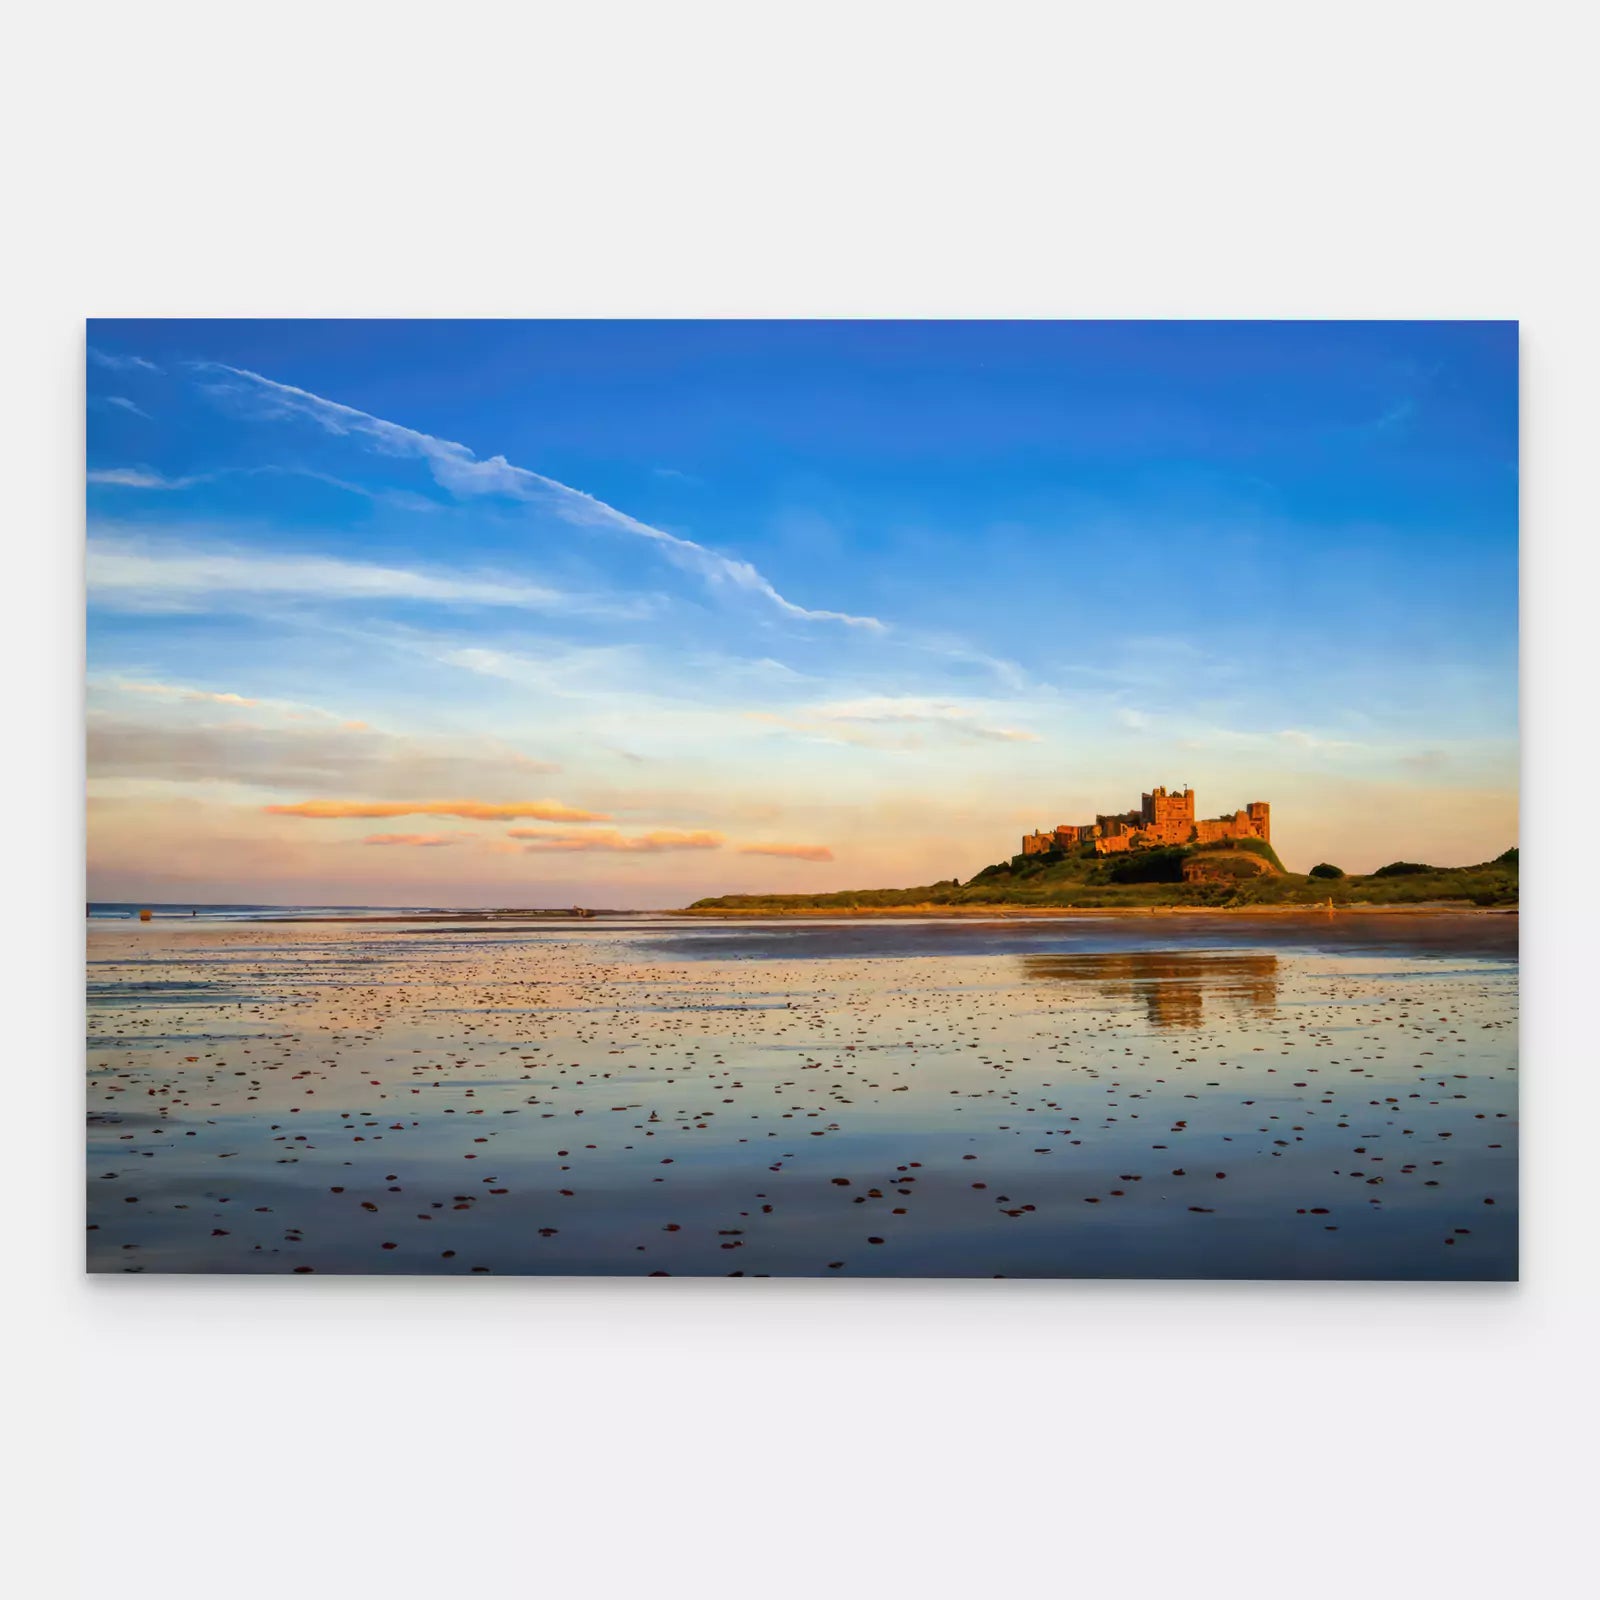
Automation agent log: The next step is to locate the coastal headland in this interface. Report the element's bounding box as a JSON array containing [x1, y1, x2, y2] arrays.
[[685, 845, 1519, 917], [687, 783, 1517, 917]]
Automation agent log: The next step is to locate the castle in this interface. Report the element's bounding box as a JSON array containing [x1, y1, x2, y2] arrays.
[[1021, 785, 1271, 857]]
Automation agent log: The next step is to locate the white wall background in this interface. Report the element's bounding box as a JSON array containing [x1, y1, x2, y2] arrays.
[[6, 4, 1594, 1597]]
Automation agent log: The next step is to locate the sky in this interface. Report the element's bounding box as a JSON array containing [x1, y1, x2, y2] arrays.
[[85, 319, 1518, 906]]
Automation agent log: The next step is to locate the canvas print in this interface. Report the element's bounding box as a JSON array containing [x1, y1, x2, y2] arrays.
[[86, 320, 1518, 1278]]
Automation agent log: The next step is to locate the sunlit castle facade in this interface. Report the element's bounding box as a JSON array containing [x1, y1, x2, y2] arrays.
[[1021, 786, 1271, 857]]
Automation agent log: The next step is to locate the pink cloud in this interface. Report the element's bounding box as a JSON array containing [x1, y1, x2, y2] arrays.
[[267, 798, 611, 822], [738, 841, 835, 862], [360, 833, 462, 847], [509, 828, 724, 854]]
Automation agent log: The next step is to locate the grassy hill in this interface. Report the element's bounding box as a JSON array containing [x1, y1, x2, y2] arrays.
[[686, 841, 1518, 912]]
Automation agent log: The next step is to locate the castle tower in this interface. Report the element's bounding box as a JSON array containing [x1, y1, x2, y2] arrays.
[[1141, 785, 1196, 844], [1246, 801, 1271, 842]]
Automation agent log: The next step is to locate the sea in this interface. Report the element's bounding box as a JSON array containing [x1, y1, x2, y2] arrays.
[[88, 902, 442, 922], [85, 908, 1518, 1279]]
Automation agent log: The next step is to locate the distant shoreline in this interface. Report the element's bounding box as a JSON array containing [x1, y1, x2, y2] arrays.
[[166, 902, 1519, 926], [668, 902, 1517, 920], [216, 910, 625, 925]]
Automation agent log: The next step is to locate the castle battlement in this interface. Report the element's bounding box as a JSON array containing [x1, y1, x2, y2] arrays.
[[1021, 786, 1270, 857]]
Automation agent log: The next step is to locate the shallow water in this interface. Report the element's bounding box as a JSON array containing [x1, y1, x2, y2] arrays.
[[85, 915, 1517, 1279]]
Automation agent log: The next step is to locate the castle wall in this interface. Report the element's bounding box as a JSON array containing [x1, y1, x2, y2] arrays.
[[1097, 810, 1140, 835], [1192, 803, 1271, 846], [1022, 788, 1270, 859]]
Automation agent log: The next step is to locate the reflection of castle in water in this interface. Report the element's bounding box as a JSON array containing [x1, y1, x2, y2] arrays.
[[1022, 950, 1279, 1031]]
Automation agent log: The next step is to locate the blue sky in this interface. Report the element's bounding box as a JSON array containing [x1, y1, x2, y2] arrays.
[[86, 319, 1518, 904]]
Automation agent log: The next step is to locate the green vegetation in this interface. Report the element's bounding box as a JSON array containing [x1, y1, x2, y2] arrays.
[[1108, 845, 1188, 884], [687, 839, 1518, 912]]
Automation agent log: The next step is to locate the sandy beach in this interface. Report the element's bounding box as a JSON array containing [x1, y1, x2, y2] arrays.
[[86, 913, 1517, 1278]]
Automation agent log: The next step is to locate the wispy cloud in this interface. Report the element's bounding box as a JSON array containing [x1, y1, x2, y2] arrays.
[[361, 833, 462, 847], [430, 641, 646, 698], [1277, 727, 1363, 753], [269, 799, 610, 822], [738, 841, 834, 861], [100, 679, 257, 707], [772, 696, 1041, 745], [510, 827, 724, 853], [1173, 723, 1371, 755], [908, 638, 1032, 692], [290, 471, 439, 511], [85, 532, 629, 618], [86, 463, 436, 510], [1368, 398, 1416, 434], [104, 396, 150, 419], [197, 362, 884, 630], [87, 467, 206, 490], [1398, 749, 1449, 775], [91, 675, 383, 728], [813, 695, 1036, 734], [89, 348, 162, 374], [87, 711, 560, 795]]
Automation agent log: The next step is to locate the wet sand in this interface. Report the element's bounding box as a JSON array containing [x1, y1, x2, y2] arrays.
[[86, 914, 1517, 1279]]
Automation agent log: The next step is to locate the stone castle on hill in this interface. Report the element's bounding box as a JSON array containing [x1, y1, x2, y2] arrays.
[[1021, 785, 1271, 858]]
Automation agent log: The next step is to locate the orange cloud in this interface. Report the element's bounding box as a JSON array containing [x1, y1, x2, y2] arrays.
[[361, 833, 461, 847], [266, 798, 611, 822], [510, 828, 724, 854], [738, 841, 835, 862]]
